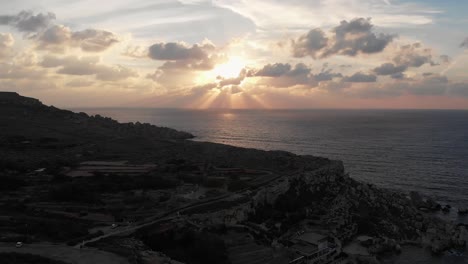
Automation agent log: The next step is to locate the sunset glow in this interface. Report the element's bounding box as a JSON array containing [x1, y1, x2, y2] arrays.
[[211, 57, 246, 79], [0, 1, 467, 109]]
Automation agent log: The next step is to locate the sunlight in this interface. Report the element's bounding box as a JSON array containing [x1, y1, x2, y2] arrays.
[[211, 57, 246, 79]]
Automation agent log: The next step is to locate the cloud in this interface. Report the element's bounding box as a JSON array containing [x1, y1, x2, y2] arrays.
[[0, 62, 47, 80], [253, 62, 344, 88], [0, 33, 15, 59], [230, 85, 243, 94], [149, 42, 210, 61], [0, 11, 55, 32], [255, 63, 311, 77], [0, 33, 14, 48], [37, 25, 119, 53], [71, 29, 119, 52], [390, 72, 406, 80], [255, 63, 292, 77], [40, 55, 137, 81], [393, 43, 434, 67], [122, 46, 147, 58], [214, 0, 437, 31], [66, 79, 95, 87], [217, 68, 253, 87], [291, 29, 328, 59], [343, 72, 377, 82], [461, 37, 468, 49], [292, 18, 394, 59], [349, 74, 468, 99], [147, 41, 225, 71], [373, 42, 445, 77], [314, 70, 343, 82], [373, 63, 407, 76]]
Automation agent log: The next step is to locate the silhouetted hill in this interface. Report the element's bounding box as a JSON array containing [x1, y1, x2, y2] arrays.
[[0, 91, 194, 142], [0, 92, 194, 170]]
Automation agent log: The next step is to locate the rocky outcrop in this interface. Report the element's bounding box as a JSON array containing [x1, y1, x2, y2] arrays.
[[0, 92, 42, 106]]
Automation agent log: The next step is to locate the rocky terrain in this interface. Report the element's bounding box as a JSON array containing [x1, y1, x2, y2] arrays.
[[0, 92, 466, 264]]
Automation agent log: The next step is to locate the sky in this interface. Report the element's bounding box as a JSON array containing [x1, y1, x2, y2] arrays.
[[0, 0, 467, 109]]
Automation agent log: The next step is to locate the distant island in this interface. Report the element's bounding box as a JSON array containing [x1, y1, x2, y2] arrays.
[[0, 92, 466, 264]]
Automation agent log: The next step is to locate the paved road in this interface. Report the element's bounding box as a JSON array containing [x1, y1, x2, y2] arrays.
[[0, 243, 129, 264]]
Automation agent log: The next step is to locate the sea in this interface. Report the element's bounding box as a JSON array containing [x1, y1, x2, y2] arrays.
[[75, 108, 468, 208], [75, 108, 468, 263]]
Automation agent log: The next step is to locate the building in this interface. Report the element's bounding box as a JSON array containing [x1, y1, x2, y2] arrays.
[[289, 232, 336, 264]]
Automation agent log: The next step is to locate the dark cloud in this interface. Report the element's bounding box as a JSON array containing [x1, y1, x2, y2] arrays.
[[208, 68, 251, 89], [149, 42, 210, 61], [292, 18, 394, 59], [373, 63, 407, 76], [218, 73, 245, 87], [255, 63, 311, 77], [253, 63, 344, 88], [148, 42, 224, 71], [0, 11, 55, 32], [373, 42, 443, 77], [255, 63, 292, 77], [254, 63, 316, 88], [253, 62, 344, 88], [390, 73, 406, 80], [159, 53, 226, 71], [314, 70, 343, 82], [460, 37, 468, 49], [291, 29, 328, 58], [343, 72, 377, 82], [37, 25, 119, 53], [40, 55, 137, 81], [289, 63, 312, 76], [393, 43, 434, 67]]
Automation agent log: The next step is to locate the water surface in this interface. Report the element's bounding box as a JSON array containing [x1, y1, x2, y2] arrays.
[[74, 108, 468, 210]]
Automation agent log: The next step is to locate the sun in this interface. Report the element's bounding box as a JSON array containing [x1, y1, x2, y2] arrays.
[[211, 57, 246, 79]]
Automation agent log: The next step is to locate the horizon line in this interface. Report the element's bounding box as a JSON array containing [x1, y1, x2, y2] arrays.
[[65, 107, 468, 111]]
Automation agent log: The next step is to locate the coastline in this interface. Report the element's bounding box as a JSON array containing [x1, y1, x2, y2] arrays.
[[1, 92, 467, 264]]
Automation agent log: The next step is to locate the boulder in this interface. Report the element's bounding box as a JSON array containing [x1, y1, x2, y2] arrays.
[[457, 207, 468, 215], [442, 205, 451, 213]]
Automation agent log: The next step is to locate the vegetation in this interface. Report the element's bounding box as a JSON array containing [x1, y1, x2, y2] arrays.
[[0, 174, 27, 191], [142, 228, 229, 264], [227, 179, 249, 192], [49, 174, 180, 203], [13, 218, 89, 242]]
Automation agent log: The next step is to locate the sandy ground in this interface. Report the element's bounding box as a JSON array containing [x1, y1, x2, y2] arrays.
[[0, 243, 129, 264]]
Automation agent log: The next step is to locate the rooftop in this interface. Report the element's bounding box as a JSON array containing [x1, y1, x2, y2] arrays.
[[296, 232, 327, 245]]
